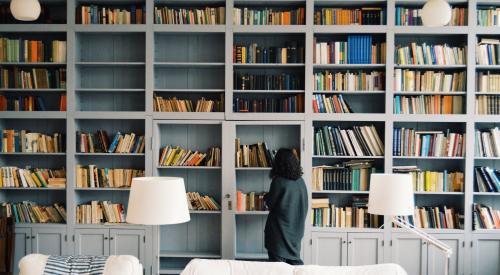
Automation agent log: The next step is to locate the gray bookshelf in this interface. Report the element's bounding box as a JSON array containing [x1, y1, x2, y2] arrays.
[[1, 0, 500, 274]]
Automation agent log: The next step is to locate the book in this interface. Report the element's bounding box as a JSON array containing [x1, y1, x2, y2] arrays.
[[393, 128, 465, 157], [313, 35, 386, 64], [153, 95, 224, 112], [233, 7, 305, 25], [233, 94, 304, 113], [394, 69, 466, 92], [393, 166, 464, 192], [0, 67, 66, 89], [154, 6, 225, 25], [396, 43, 466, 65], [233, 41, 305, 64], [76, 130, 145, 154], [314, 70, 384, 91], [475, 127, 500, 157], [186, 192, 221, 211], [393, 95, 464, 114], [314, 7, 385, 25], [474, 166, 500, 192], [476, 95, 500, 115], [76, 5, 146, 24], [395, 6, 467, 26], [314, 125, 384, 157], [76, 201, 125, 224], [312, 160, 376, 191], [312, 196, 382, 228], [1, 201, 66, 223], [235, 139, 295, 168], [0, 94, 65, 111], [473, 203, 500, 229], [477, 71, 500, 92], [236, 191, 268, 211], [476, 38, 500, 65], [0, 166, 65, 188], [158, 145, 221, 167], [477, 6, 500, 26], [234, 73, 302, 90], [0, 130, 64, 153], [75, 165, 144, 188], [399, 206, 462, 229], [313, 94, 353, 113], [0, 38, 66, 63]]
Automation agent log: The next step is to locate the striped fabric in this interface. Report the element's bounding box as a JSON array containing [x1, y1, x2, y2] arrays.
[[43, 255, 108, 275]]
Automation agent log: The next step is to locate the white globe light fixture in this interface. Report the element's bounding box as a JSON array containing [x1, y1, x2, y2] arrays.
[[421, 0, 452, 27], [10, 0, 41, 21]]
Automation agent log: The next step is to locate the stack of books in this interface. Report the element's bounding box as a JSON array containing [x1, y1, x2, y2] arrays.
[[158, 145, 221, 167], [234, 94, 304, 113], [0, 167, 66, 188], [312, 196, 382, 228], [233, 7, 305, 25], [233, 42, 304, 64], [314, 70, 384, 92], [312, 160, 376, 191], [396, 43, 466, 65], [477, 7, 500, 26], [394, 70, 466, 92], [313, 36, 386, 64], [77, 5, 145, 24], [314, 125, 384, 157], [399, 206, 462, 229], [393, 95, 464, 114], [234, 73, 302, 90], [1, 202, 66, 223], [0, 68, 66, 89], [475, 166, 500, 192], [186, 192, 221, 211], [1, 130, 64, 153], [154, 7, 225, 25], [473, 203, 500, 229], [76, 201, 125, 224], [314, 7, 385, 25], [476, 95, 500, 114], [393, 166, 464, 192], [313, 94, 353, 113], [77, 131, 145, 154], [0, 37, 66, 63], [234, 139, 297, 168], [393, 128, 465, 157], [236, 191, 268, 211], [395, 6, 467, 26], [153, 95, 224, 113], [476, 38, 500, 65], [475, 127, 500, 157], [75, 165, 144, 188], [0, 95, 65, 112]]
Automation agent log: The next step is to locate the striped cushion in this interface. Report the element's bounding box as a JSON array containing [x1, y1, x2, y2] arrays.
[[43, 255, 108, 275]]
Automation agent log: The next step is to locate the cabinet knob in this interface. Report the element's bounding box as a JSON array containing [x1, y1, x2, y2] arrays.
[[31, 236, 35, 239], [423, 241, 427, 245], [348, 241, 352, 244], [26, 236, 30, 240], [104, 237, 109, 240], [342, 241, 346, 244], [110, 237, 114, 240], [225, 194, 231, 199]]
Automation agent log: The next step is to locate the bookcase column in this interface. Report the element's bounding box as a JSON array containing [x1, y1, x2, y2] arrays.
[[221, 121, 236, 259]]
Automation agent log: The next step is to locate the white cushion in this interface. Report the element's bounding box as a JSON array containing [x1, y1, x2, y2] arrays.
[[294, 264, 408, 275], [181, 259, 294, 275]]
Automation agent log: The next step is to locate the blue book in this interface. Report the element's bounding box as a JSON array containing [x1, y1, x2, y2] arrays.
[[443, 170, 448, 192], [348, 35, 352, 64], [107, 132, 122, 153], [368, 36, 373, 64], [36, 96, 46, 111]]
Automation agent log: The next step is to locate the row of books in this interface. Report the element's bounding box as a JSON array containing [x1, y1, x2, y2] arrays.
[[154, 7, 225, 25], [1, 130, 64, 153], [392, 128, 465, 157], [76, 201, 125, 224], [76, 5, 145, 25], [393, 166, 464, 192], [314, 125, 384, 157], [186, 192, 220, 211], [234, 73, 302, 91], [0, 167, 65, 188], [477, 71, 500, 92], [312, 160, 375, 191], [0, 68, 66, 89], [314, 8, 385, 26], [75, 165, 144, 189], [399, 206, 462, 229], [313, 71, 384, 92], [475, 127, 500, 158], [475, 166, 500, 193], [233, 95, 304, 113], [395, 43, 466, 65], [476, 38, 500, 65], [0, 95, 66, 112], [477, 7, 500, 26], [393, 95, 464, 114], [233, 7, 305, 25], [394, 69, 466, 92], [313, 36, 386, 65], [158, 145, 221, 167], [77, 131, 145, 154], [153, 96, 224, 113], [473, 203, 500, 229], [236, 191, 268, 212], [476, 95, 500, 115], [395, 7, 467, 26], [1, 202, 66, 223], [233, 42, 304, 64], [311, 196, 382, 228], [0, 38, 66, 63], [235, 139, 276, 168], [312, 94, 353, 114]]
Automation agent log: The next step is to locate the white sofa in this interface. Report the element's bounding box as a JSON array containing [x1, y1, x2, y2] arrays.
[[181, 259, 408, 275], [18, 254, 142, 275]]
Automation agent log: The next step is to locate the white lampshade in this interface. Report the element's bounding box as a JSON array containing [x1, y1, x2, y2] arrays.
[[126, 177, 190, 225], [421, 0, 452, 27], [10, 0, 41, 21], [368, 174, 415, 216]]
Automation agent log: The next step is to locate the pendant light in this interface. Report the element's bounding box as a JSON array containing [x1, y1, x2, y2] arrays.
[[10, 0, 41, 21], [421, 0, 452, 27]]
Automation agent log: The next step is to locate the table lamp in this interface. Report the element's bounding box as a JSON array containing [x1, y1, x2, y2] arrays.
[[126, 177, 190, 225], [368, 173, 452, 275]]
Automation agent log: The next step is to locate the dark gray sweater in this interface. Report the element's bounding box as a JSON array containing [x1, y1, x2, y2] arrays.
[[264, 176, 308, 260]]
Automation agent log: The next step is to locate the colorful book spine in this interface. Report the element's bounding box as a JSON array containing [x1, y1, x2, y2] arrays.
[[313, 35, 386, 64], [233, 7, 305, 25], [393, 95, 464, 114]]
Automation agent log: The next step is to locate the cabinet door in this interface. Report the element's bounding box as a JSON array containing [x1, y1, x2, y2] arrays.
[[74, 228, 109, 256], [109, 229, 145, 264], [347, 233, 384, 266], [311, 232, 347, 266], [392, 233, 427, 275], [427, 234, 463, 275], [472, 235, 500, 275], [14, 227, 32, 275], [31, 227, 67, 255]]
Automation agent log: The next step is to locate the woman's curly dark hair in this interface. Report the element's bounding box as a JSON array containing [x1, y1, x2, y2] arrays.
[[270, 148, 303, 180]]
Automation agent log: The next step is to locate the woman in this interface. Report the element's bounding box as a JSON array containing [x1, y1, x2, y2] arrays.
[[264, 148, 308, 265]]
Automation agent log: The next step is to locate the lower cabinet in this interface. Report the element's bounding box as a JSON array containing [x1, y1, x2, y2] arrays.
[[471, 234, 500, 275], [311, 232, 384, 266], [14, 226, 67, 275], [391, 233, 464, 275]]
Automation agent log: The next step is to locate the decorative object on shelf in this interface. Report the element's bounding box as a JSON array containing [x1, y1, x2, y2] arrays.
[[127, 177, 190, 225], [9, 0, 40, 21], [368, 173, 453, 275], [421, 0, 452, 27]]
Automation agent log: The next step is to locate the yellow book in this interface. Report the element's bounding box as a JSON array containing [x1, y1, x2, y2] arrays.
[[30, 172, 42, 187], [165, 146, 180, 166], [171, 149, 185, 166]]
